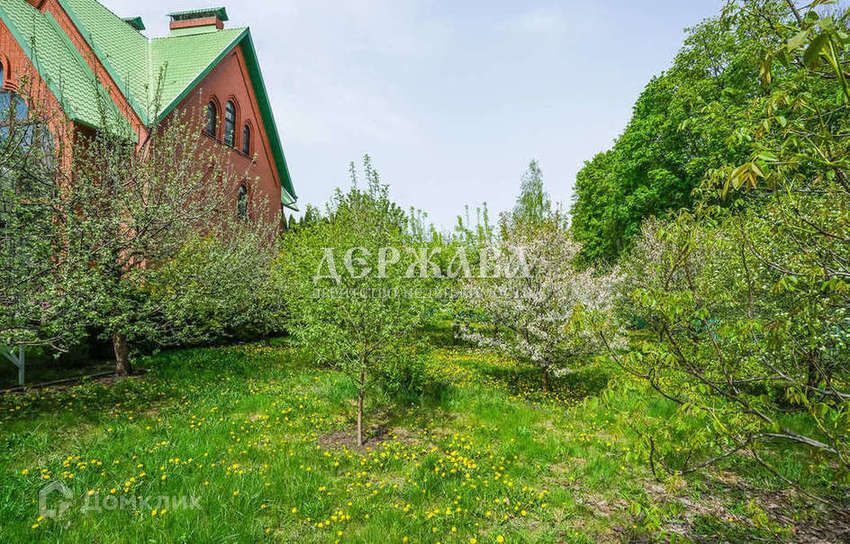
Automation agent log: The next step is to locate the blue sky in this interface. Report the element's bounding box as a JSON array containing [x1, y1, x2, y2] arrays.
[[107, 0, 725, 227]]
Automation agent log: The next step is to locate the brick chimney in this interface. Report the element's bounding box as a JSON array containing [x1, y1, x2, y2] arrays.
[[168, 7, 228, 34]]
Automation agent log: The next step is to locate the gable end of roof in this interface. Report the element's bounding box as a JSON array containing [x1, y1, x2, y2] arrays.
[[154, 29, 295, 205]]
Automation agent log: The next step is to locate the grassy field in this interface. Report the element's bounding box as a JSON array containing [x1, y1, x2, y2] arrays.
[[0, 332, 837, 542]]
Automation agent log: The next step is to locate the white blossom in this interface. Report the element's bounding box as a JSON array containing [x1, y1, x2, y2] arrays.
[[462, 222, 618, 383]]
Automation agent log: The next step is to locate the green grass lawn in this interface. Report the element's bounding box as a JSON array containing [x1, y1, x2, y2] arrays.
[[0, 334, 835, 542]]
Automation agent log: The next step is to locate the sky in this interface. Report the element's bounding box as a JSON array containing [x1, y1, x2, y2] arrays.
[[105, 0, 725, 228]]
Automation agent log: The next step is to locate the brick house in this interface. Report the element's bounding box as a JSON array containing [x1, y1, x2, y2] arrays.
[[0, 0, 297, 224]]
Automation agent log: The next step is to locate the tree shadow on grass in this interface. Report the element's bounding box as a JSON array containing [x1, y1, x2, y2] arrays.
[[318, 373, 456, 451], [418, 321, 482, 350], [478, 363, 611, 404], [318, 396, 455, 451], [0, 340, 301, 426]]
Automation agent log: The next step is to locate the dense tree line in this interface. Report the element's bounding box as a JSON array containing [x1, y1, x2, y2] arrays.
[[576, 0, 850, 496], [571, 0, 791, 262]]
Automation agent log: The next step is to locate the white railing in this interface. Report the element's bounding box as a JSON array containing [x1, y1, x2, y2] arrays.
[[0, 345, 25, 386]]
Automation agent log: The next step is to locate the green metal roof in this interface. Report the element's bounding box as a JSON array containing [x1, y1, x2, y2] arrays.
[[150, 28, 245, 116], [0, 0, 295, 205], [57, 0, 152, 122], [0, 0, 127, 131]]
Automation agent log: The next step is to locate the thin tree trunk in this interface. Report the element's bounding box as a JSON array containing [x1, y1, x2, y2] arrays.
[[542, 367, 550, 393], [806, 352, 820, 399], [356, 367, 365, 447], [113, 333, 132, 377]]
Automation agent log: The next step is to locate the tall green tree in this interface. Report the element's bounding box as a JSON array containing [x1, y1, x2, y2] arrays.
[[509, 160, 552, 229], [606, 0, 850, 493], [571, 0, 782, 262]]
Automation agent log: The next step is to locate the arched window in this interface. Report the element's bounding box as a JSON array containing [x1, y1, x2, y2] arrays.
[[224, 101, 236, 147], [237, 184, 248, 219], [0, 65, 12, 123], [241, 124, 251, 155], [0, 65, 8, 136], [0, 65, 30, 141], [205, 101, 217, 137]]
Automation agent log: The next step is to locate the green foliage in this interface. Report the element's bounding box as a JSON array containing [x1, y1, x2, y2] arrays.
[[571, 1, 783, 262], [507, 160, 553, 230], [462, 164, 618, 391], [57, 113, 268, 374], [0, 87, 84, 350], [143, 225, 285, 346], [1, 95, 283, 372], [278, 156, 434, 444], [604, 0, 850, 495]]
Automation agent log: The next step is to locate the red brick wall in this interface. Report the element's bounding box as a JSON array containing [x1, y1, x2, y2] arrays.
[[174, 46, 285, 227]]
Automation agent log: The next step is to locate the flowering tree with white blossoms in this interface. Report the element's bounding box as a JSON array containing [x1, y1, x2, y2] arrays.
[[464, 221, 618, 391]]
